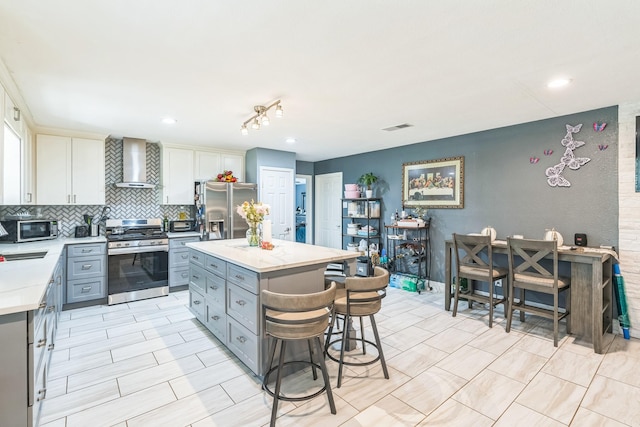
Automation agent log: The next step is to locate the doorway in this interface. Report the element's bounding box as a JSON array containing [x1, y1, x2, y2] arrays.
[[260, 166, 295, 241], [295, 175, 313, 243], [315, 172, 342, 248]]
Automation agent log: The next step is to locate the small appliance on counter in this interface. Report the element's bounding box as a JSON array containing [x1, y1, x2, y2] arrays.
[[169, 219, 196, 232], [75, 225, 89, 238], [0, 219, 59, 243]]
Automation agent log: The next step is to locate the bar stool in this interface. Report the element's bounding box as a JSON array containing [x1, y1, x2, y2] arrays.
[[452, 233, 508, 327], [261, 282, 337, 427], [325, 266, 389, 388]]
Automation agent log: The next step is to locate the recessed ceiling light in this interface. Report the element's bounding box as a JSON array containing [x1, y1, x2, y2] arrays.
[[162, 117, 177, 124], [286, 138, 296, 144], [547, 78, 571, 89]]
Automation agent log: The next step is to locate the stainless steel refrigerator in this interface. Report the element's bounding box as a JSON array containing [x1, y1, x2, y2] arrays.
[[195, 181, 258, 240]]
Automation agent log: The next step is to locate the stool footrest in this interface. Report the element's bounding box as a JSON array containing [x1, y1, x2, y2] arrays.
[[262, 360, 327, 402], [326, 338, 382, 367]]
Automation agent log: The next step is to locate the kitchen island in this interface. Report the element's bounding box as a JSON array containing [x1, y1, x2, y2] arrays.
[[186, 238, 359, 376]]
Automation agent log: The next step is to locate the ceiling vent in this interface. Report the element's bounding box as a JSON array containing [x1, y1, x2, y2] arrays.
[[382, 123, 413, 132]]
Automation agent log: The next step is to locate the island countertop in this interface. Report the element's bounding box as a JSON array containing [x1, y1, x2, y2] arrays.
[[186, 239, 359, 273]]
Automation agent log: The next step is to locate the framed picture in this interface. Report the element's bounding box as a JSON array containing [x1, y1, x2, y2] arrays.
[[402, 156, 464, 208]]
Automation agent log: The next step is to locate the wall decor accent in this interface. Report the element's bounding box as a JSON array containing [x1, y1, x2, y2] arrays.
[[593, 122, 607, 132], [598, 144, 609, 151], [544, 149, 554, 156], [546, 124, 591, 188], [530, 157, 540, 164], [402, 156, 464, 209]]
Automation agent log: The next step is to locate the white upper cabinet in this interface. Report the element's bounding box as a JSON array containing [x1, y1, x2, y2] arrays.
[[221, 153, 245, 182], [3, 90, 23, 135], [21, 127, 35, 204], [36, 135, 105, 205], [194, 150, 220, 181], [161, 147, 194, 205]]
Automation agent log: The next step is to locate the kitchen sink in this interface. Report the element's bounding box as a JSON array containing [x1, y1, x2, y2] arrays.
[[0, 251, 48, 261]]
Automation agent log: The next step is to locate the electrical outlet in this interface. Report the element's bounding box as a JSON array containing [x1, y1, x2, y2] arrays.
[[495, 279, 503, 287]]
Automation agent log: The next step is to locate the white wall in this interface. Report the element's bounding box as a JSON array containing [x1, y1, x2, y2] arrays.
[[618, 102, 640, 338]]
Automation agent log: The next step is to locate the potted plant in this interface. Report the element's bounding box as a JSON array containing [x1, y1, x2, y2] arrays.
[[358, 172, 378, 198]]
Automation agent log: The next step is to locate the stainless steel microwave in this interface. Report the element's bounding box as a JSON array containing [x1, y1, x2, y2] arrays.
[[0, 219, 59, 243]]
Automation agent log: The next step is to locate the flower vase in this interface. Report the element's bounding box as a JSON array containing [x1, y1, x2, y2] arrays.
[[246, 225, 260, 247]]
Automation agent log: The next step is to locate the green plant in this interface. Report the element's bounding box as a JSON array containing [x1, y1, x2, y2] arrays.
[[358, 172, 378, 190]]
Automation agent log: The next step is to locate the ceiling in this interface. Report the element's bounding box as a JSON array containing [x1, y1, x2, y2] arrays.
[[1, 1, 639, 162]]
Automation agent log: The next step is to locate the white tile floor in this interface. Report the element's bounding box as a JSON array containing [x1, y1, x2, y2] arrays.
[[40, 288, 640, 427]]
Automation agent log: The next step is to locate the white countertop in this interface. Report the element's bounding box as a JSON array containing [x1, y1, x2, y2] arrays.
[[187, 239, 359, 273], [0, 236, 107, 316]]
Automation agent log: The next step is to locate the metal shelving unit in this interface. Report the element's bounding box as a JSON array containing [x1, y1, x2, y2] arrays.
[[342, 198, 382, 256], [384, 218, 431, 292]]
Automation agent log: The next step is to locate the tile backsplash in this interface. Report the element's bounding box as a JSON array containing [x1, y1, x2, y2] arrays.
[[0, 137, 193, 237]]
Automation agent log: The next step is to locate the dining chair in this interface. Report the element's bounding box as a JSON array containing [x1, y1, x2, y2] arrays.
[[261, 282, 337, 426], [506, 237, 570, 346], [452, 233, 508, 327]]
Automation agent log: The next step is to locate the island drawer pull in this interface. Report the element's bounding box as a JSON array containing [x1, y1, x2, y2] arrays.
[[81, 264, 92, 270], [236, 336, 247, 344], [36, 388, 47, 402], [181, 254, 189, 259], [235, 274, 245, 281], [209, 285, 218, 291], [81, 248, 93, 253], [81, 286, 92, 292], [193, 300, 201, 305], [235, 300, 246, 306], [181, 272, 189, 278], [39, 302, 47, 309], [192, 255, 200, 260], [37, 338, 47, 348], [192, 274, 200, 279], [212, 315, 220, 321], [209, 263, 218, 269], [48, 343, 55, 351]]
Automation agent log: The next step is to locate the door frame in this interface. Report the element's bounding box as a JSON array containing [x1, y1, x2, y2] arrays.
[[315, 172, 343, 248], [296, 174, 313, 244], [259, 166, 295, 241]]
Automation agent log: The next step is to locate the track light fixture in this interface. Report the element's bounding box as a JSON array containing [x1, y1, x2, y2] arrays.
[[240, 100, 283, 135]]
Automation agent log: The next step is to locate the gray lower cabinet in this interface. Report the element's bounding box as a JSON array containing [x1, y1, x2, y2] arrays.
[[66, 242, 106, 304], [0, 255, 63, 427], [169, 235, 201, 288]]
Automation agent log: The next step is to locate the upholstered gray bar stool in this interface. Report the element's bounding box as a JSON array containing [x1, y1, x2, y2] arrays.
[[325, 266, 389, 388], [261, 282, 337, 427]]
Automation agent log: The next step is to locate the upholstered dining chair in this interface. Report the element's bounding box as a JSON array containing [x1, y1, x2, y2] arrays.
[[325, 266, 389, 388], [506, 237, 570, 346], [261, 282, 337, 427], [452, 233, 508, 327]]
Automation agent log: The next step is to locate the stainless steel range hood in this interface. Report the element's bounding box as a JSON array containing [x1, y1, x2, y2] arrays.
[[115, 137, 155, 189]]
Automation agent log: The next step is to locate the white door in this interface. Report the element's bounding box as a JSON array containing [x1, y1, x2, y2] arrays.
[[315, 172, 342, 248], [260, 167, 294, 241]]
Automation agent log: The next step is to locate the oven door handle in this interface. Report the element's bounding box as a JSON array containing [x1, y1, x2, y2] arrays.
[[108, 246, 169, 256]]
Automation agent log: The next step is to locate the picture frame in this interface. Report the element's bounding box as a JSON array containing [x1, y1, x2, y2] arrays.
[[402, 156, 464, 208]]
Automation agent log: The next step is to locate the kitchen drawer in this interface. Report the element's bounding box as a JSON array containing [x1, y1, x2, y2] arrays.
[[169, 267, 190, 287], [227, 282, 259, 335], [189, 264, 206, 292], [226, 316, 259, 374], [29, 352, 47, 412], [169, 236, 200, 250], [67, 256, 105, 280], [205, 302, 226, 342], [189, 249, 205, 268], [205, 254, 226, 277], [189, 286, 205, 321], [67, 243, 106, 258], [66, 277, 105, 303], [30, 314, 49, 382], [170, 250, 191, 268], [205, 270, 225, 306], [227, 263, 259, 294]]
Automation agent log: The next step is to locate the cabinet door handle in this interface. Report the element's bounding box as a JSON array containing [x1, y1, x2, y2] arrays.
[[48, 305, 55, 313], [181, 254, 189, 259], [39, 302, 46, 309], [81, 286, 92, 293], [48, 343, 55, 351], [236, 336, 247, 344], [73, 194, 77, 203], [235, 300, 246, 306], [166, 196, 169, 204], [81, 264, 92, 270], [181, 242, 187, 246], [37, 388, 47, 402], [181, 272, 189, 278], [192, 255, 200, 261], [67, 195, 71, 203], [192, 274, 200, 280], [235, 274, 245, 281], [209, 285, 218, 290], [212, 315, 220, 320], [209, 263, 218, 269], [27, 192, 32, 202], [193, 300, 201, 305], [37, 338, 47, 348], [82, 248, 93, 253]]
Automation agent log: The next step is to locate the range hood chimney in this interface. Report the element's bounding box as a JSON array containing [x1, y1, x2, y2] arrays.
[[115, 137, 155, 188]]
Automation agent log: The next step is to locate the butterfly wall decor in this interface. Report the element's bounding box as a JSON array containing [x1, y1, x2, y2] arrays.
[[547, 123, 591, 188], [593, 122, 607, 132], [530, 157, 540, 164], [598, 144, 608, 151], [544, 149, 554, 156]]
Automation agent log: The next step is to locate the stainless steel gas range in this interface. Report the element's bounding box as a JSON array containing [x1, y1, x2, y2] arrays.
[[106, 218, 169, 305]]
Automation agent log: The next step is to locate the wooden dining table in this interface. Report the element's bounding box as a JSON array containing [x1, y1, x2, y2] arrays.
[[444, 239, 615, 354]]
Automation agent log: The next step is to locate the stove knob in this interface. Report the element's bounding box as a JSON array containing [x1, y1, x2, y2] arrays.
[[125, 243, 130, 247]]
